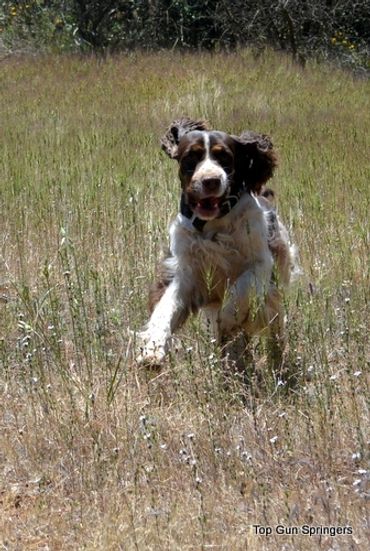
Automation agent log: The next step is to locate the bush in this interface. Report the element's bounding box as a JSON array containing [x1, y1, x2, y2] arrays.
[[0, 1, 75, 52], [0, 0, 369, 72]]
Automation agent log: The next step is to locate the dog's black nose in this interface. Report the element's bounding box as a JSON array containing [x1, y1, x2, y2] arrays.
[[202, 178, 221, 192]]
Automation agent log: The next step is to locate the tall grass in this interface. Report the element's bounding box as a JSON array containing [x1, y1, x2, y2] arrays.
[[0, 50, 369, 549]]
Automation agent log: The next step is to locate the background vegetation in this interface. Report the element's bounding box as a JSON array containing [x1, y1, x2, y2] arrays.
[[0, 50, 369, 549], [0, 0, 369, 72]]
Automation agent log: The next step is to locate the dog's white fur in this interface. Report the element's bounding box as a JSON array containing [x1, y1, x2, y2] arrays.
[[137, 192, 294, 364]]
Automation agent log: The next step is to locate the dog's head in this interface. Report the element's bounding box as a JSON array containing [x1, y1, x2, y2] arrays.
[[161, 117, 277, 221]]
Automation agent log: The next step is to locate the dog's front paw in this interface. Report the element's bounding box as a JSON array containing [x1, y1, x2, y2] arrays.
[[135, 330, 168, 366]]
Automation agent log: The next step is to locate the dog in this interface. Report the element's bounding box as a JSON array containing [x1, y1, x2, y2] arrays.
[[136, 118, 296, 370]]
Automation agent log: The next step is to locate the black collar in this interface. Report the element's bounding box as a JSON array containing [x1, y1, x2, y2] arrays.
[[180, 183, 247, 231]]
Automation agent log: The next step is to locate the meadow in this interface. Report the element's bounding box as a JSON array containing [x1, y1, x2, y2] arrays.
[[0, 50, 369, 550]]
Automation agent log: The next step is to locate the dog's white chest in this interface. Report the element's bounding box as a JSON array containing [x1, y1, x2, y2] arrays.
[[171, 204, 271, 283]]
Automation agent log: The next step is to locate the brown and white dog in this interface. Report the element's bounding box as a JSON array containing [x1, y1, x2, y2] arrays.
[[136, 118, 296, 367]]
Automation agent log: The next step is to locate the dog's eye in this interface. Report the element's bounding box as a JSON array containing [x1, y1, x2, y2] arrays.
[[213, 150, 233, 169], [182, 155, 198, 174]]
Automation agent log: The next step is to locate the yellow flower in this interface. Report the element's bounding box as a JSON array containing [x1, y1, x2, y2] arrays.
[[331, 37, 337, 45]]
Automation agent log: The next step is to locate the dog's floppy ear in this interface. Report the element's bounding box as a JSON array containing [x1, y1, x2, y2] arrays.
[[161, 117, 209, 159], [232, 131, 277, 193]]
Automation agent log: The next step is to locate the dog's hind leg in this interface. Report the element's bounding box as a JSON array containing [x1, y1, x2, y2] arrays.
[[265, 287, 291, 385]]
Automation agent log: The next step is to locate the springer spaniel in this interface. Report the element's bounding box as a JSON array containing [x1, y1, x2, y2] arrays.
[[136, 118, 295, 370]]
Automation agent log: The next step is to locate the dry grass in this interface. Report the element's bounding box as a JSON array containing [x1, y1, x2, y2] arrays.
[[0, 50, 369, 550]]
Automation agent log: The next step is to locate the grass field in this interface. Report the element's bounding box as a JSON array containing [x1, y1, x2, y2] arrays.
[[0, 50, 369, 550]]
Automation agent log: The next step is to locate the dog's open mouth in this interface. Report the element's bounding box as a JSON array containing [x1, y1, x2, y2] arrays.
[[192, 196, 222, 219]]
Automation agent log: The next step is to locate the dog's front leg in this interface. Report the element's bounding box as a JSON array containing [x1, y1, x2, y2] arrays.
[[218, 258, 273, 338], [136, 278, 191, 364]]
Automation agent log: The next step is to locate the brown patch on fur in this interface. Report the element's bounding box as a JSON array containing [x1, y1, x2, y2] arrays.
[[148, 251, 175, 313], [148, 282, 167, 314], [161, 117, 209, 159], [233, 131, 277, 193], [189, 144, 205, 153], [210, 144, 225, 154]]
